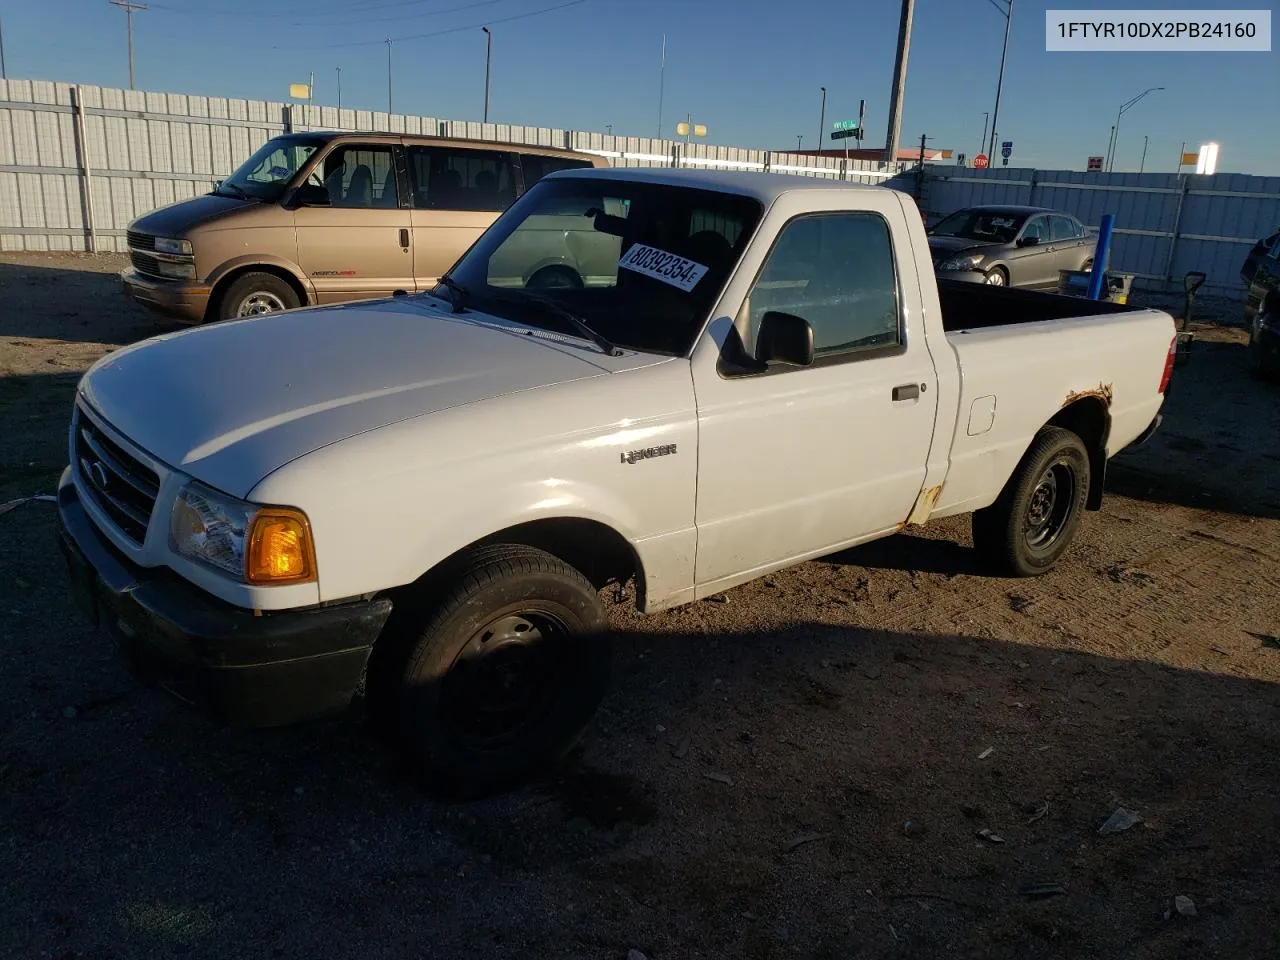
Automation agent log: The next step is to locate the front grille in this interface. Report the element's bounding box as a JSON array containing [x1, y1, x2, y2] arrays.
[[74, 408, 160, 545], [127, 230, 156, 251], [130, 250, 165, 279]]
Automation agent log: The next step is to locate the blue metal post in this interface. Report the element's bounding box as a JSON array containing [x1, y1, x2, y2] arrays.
[[1087, 213, 1115, 300]]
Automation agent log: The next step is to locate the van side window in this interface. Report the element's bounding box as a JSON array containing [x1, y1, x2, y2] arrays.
[[520, 154, 593, 188], [744, 213, 901, 361], [408, 146, 517, 212], [320, 144, 399, 208]]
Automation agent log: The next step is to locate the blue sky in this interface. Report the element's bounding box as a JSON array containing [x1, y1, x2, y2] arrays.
[[3, 0, 1276, 174]]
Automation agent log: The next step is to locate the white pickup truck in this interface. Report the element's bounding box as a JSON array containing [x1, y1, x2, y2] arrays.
[[57, 168, 1177, 794]]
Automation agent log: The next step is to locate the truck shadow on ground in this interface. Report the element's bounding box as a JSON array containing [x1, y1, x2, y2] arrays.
[[3, 504, 1279, 960]]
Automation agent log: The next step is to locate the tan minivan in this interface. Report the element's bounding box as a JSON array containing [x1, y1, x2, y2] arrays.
[[121, 132, 610, 323]]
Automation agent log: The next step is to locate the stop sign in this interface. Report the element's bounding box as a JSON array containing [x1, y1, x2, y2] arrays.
[[973, 153, 989, 169]]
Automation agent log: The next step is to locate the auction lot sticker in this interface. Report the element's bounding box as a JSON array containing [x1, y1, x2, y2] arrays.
[[1045, 9, 1271, 51], [619, 244, 709, 292]]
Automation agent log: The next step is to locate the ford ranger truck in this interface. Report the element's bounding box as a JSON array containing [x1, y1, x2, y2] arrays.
[[57, 168, 1177, 795]]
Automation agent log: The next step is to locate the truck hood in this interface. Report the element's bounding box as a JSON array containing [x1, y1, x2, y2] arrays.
[[79, 298, 617, 498], [129, 193, 253, 236]]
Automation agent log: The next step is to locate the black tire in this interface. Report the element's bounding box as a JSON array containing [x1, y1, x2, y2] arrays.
[[1249, 312, 1280, 382], [216, 271, 301, 321], [527, 264, 584, 291], [984, 266, 1008, 287], [972, 426, 1091, 577], [391, 544, 611, 797], [1081, 258, 1093, 272]]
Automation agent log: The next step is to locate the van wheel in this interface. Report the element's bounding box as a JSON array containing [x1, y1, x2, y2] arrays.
[[527, 264, 584, 291], [217, 272, 300, 321], [972, 426, 1090, 577], [392, 545, 611, 798]]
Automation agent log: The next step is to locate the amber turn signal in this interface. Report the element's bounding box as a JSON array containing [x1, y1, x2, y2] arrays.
[[246, 507, 317, 584]]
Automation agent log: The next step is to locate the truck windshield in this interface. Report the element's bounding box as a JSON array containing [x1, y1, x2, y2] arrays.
[[442, 177, 763, 356], [930, 208, 1027, 244], [216, 135, 326, 202]]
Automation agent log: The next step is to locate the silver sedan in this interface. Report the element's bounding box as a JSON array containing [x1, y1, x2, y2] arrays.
[[928, 205, 1094, 288]]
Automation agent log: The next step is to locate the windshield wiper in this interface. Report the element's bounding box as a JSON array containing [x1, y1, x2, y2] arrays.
[[490, 290, 622, 357], [435, 275, 469, 313], [216, 182, 249, 200]]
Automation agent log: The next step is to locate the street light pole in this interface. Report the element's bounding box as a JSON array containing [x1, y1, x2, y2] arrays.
[[1107, 86, 1164, 172], [656, 34, 666, 138], [817, 87, 826, 156], [797, 135, 803, 151], [336, 66, 342, 110], [884, 0, 917, 162], [979, 111, 989, 158], [482, 26, 492, 123], [385, 38, 393, 114], [0, 15, 8, 80], [109, 0, 147, 90], [987, 0, 1012, 161], [1139, 135, 1149, 174]]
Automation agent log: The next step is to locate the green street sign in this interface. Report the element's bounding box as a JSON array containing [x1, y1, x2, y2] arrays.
[[832, 119, 858, 131]]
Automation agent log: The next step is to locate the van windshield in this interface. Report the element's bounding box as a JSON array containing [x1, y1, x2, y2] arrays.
[[216, 135, 326, 201], [441, 176, 763, 356]]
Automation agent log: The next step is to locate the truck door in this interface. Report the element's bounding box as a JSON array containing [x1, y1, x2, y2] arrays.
[[690, 202, 939, 589]]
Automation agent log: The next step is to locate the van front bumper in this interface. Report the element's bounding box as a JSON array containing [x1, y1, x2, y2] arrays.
[[55, 467, 392, 727], [121, 269, 211, 324]]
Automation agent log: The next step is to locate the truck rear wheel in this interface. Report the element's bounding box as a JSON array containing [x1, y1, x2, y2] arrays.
[[391, 545, 611, 797], [972, 426, 1090, 577]]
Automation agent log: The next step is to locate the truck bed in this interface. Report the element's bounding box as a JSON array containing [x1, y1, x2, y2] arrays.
[[937, 278, 1139, 333]]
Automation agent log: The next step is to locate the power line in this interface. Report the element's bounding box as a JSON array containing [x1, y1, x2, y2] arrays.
[[284, 0, 506, 29], [270, 0, 588, 50]]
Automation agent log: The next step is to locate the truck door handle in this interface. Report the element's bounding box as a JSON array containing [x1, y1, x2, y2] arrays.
[[892, 383, 921, 401], [399, 228, 410, 248]]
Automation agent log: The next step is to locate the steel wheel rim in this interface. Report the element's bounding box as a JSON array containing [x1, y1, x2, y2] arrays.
[[1024, 459, 1076, 554], [236, 291, 286, 316], [441, 608, 569, 749]]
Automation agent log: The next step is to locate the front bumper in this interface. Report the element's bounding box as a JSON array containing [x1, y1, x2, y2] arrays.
[[121, 269, 211, 324], [55, 468, 392, 727]]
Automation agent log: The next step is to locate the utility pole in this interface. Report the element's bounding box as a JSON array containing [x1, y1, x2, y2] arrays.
[[817, 87, 826, 156], [482, 26, 492, 122], [336, 66, 342, 110], [307, 71, 314, 106], [385, 38, 393, 114], [987, 0, 1013, 161], [884, 0, 916, 162], [657, 34, 666, 137], [109, 0, 147, 90], [0, 15, 8, 80], [797, 135, 803, 151], [979, 111, 989, 158]]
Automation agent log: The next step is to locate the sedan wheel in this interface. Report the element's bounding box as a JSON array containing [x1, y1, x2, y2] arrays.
[[984, 268, 1007, 286]]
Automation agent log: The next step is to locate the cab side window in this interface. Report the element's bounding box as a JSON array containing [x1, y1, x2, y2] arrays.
[[408, 146, 517, 211], [320, 144, 399, 208], [744, 213, 901, 361]]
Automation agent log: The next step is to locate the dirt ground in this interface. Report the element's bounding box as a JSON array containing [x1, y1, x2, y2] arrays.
[[2, 253, 1279, 960]]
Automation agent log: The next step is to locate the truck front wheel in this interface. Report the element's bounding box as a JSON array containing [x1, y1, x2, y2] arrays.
[[972, 426, 1091, 577], [390, 545, 611, 797]]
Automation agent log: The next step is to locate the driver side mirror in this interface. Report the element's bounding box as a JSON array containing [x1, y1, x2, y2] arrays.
[[290, 183, 330, 208], [757, 311, 814, 367], [1018, 235, 1040, 247]]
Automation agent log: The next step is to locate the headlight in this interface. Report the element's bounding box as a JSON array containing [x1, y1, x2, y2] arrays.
[[939, 253, 985, 272], [155, 237, 193, 256], [154, 260, 197, 280], [170, 482, 316, 584]]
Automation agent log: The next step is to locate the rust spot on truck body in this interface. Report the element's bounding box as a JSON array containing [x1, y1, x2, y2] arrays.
[[906, 484, 943, 527], [1062, 383, 1113, 408]]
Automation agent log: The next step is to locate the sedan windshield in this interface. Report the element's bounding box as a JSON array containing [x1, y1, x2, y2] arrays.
[[442, 176, 764, 356], [216, 135, 325, 201], [930, 209, 1027, 244]]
